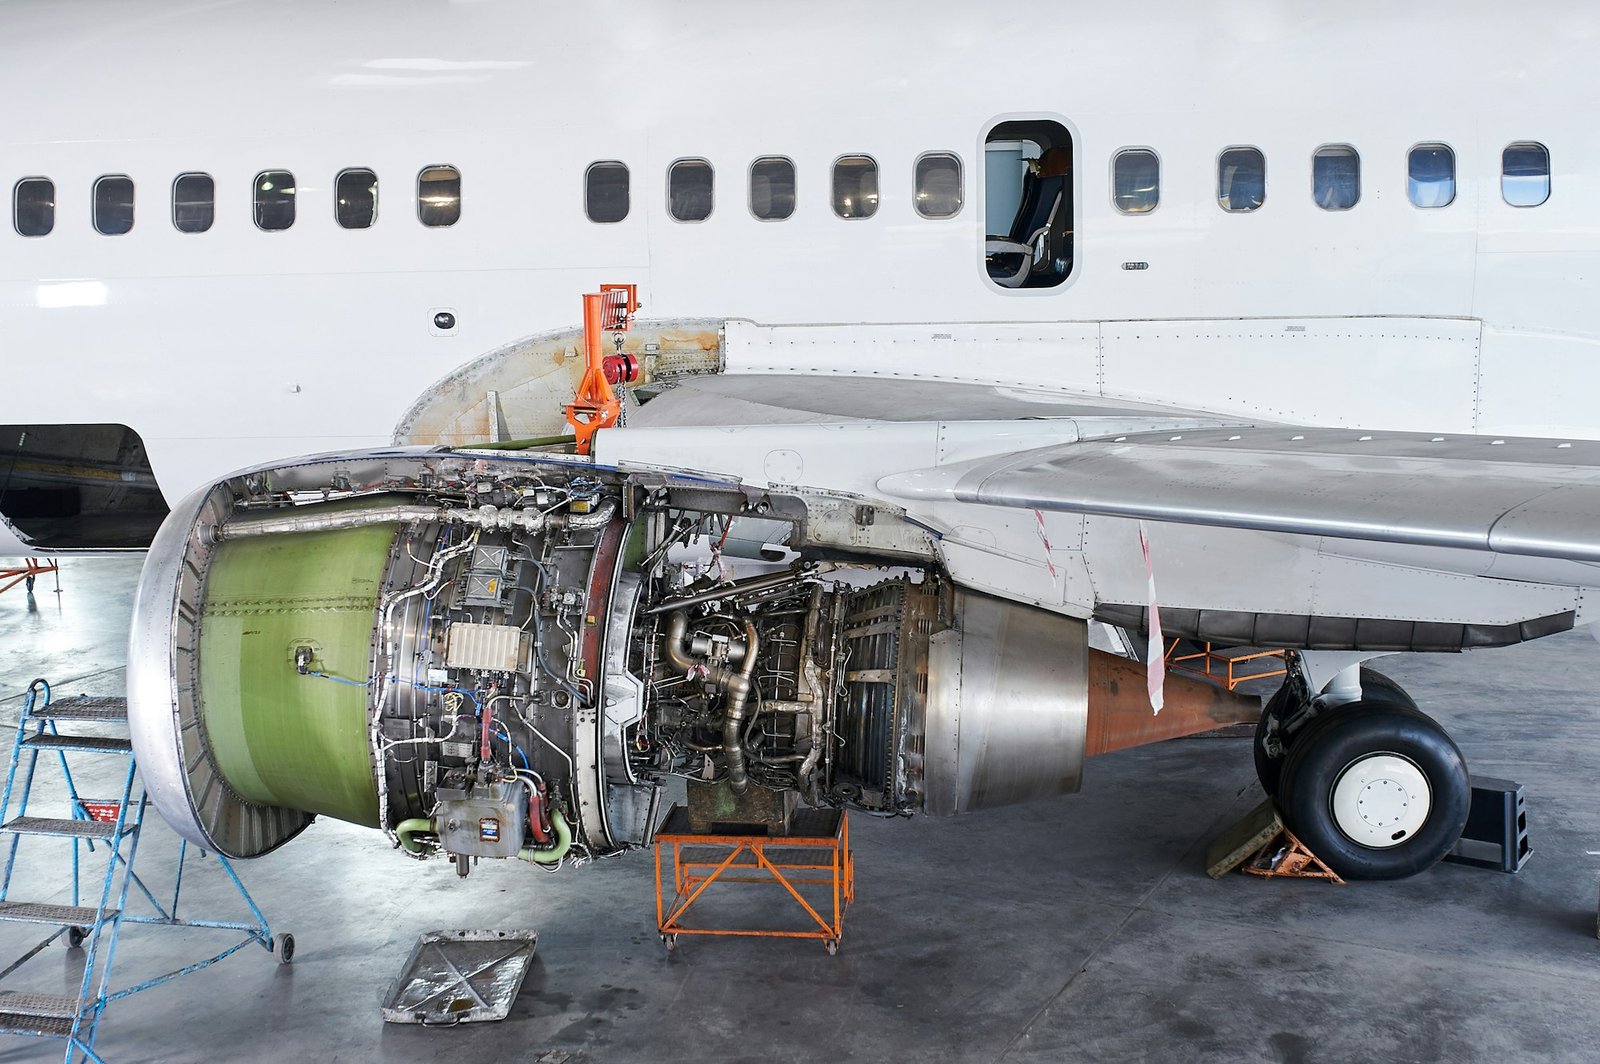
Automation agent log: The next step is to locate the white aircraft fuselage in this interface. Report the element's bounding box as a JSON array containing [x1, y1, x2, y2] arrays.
[[5, 0, 1596, 642]]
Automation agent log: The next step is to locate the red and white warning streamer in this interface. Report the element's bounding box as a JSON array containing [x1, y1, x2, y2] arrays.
[[1032, 509, 1059, 584], [1139, 521, 1165, 714]]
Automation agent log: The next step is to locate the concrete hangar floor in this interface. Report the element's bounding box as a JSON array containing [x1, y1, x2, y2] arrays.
[[1, 557, 1598, 1064]]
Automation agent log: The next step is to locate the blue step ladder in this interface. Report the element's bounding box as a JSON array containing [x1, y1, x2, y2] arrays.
[[0, 679, 291, 1064]]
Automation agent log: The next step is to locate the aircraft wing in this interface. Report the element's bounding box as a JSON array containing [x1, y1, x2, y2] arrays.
[[877, 425, 1600, 563]]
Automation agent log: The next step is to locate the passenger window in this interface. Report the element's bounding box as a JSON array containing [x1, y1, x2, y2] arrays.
[[1502, 142, 1550, 207], [749, 156, 795, 220], [586, 161, 629, 223], [831, 156, 878, 219], [668, 159, 713, 222], [253, 170, 296, 231], [172, 173, 214, 233], [1407, 145, 1455, 208], [417, 166, 460, 227], [1112, 149, 1159, 214], [914, 152, 962, 218], [983, 118, 1072, 289], [1218, 147, 1265, 212], [1312, 145, 1360, 210], [93, 175, 135, 235], [13, 178, 54, 237], [336, 168, 378, 229]]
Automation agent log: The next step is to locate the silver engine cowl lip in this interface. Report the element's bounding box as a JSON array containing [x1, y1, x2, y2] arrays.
[[127, 481, 315, 859]]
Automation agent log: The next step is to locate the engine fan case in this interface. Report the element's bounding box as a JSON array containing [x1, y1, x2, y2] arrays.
[[195, 522, 389, 830]]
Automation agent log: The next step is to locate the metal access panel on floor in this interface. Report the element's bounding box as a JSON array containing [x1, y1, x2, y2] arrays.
[[0, 680, 290, 1064], [654, 806, 854, 955]]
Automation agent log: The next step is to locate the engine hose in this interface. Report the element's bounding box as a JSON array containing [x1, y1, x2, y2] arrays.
[[528, 785, 550, 844], [517, 807, 573, 865], [396, 818, 436, 856]]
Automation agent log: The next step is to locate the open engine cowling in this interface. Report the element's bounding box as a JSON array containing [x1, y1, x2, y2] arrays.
[[127, 449, 1252, 865]]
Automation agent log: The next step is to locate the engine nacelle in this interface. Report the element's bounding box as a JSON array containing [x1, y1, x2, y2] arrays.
[[128, 449, 1251, 865]]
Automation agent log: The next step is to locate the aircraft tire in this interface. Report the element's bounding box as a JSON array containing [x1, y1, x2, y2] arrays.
[[1278, 701, 1469, 881], [1254, 666, 1417, 797]]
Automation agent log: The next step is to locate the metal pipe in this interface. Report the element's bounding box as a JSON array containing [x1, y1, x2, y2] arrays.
[[663, 610, 760, 792], [644, 565, 825, 615], [662, 611, 697, 674], [722, 618, 760, 794], [795, 585, 826, 790], [215, 504, 550, 540]]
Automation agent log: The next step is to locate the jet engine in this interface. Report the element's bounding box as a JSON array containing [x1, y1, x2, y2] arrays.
[[128, 448, 1249, 869]]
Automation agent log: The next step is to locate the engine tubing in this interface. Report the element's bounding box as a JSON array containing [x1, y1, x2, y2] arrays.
[[1254, 665, 1418, 798], [1277, 700, 1469, 881]]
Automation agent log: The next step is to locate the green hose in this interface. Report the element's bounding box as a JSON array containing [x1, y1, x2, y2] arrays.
[[396, 818, 436, 856], [517, 808, 573, 865]]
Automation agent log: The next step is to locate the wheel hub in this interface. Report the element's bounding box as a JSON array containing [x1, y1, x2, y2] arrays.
[[1329, 753, 1432, 849]]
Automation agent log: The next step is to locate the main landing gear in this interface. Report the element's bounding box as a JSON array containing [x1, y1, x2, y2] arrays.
[[1254, 662, 1470, 880]]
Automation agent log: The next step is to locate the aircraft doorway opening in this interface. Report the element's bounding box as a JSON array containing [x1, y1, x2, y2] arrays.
[[984, 119, 1073, 289], [0, 424, 168, 549]]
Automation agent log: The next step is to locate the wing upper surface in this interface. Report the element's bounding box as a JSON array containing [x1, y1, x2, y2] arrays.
[[877, 426, 1600, 562]]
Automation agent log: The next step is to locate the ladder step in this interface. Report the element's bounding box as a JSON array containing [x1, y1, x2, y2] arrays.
[[0, 991, 82, 1020], [2, 817, 117, 839], [25, 696, 128, 723], [0, 1011, 77, 1038], [21, 734, 132, 755], [0, 901, 113, 927]]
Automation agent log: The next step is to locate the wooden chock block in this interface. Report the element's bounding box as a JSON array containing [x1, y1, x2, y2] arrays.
[[1206, 797, 1283, 879]]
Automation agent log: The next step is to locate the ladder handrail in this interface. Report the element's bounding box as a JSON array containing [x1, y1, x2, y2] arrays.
[[0, 679, 51, 899]]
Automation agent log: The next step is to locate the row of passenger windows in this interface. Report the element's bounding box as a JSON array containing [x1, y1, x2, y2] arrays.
[[1111, 142, 1552, 215], [11, 166, 462, 236], [8, 155, 960, 235], [584, 154, 963, 224], [7, 140, 1554, 238]]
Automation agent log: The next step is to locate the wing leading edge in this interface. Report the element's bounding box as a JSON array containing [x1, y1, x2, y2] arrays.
[[877, 426, 1600, 564]]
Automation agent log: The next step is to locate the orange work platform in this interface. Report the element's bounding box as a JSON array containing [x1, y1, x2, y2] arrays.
[[654, 806, 854, 955], [0, 558, 58, 596], [1166, 638, 1287, 691]]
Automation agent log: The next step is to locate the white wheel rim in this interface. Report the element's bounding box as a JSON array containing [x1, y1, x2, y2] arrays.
[[1329, 753, 1432, 849]]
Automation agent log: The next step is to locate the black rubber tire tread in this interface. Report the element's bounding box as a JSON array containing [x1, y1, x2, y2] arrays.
[[1355, 666, 1417, 710], [1278, 701, 1469, 881], [1254, 666, 1418, 797]]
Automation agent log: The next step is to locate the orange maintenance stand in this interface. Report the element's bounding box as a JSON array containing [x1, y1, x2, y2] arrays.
[[654, 806, 854, 955], [0, 558, 58, 596], [563, 283, 640, 455]]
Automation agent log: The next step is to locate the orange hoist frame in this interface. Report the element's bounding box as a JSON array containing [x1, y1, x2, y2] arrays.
[[564, 284, 640, 454]]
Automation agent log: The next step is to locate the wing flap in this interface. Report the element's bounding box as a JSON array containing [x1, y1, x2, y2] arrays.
[[878, 426, 1600, 563]]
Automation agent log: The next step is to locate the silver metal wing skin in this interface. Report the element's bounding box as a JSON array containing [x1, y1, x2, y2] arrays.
[[878, 426, 1600, 563]]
